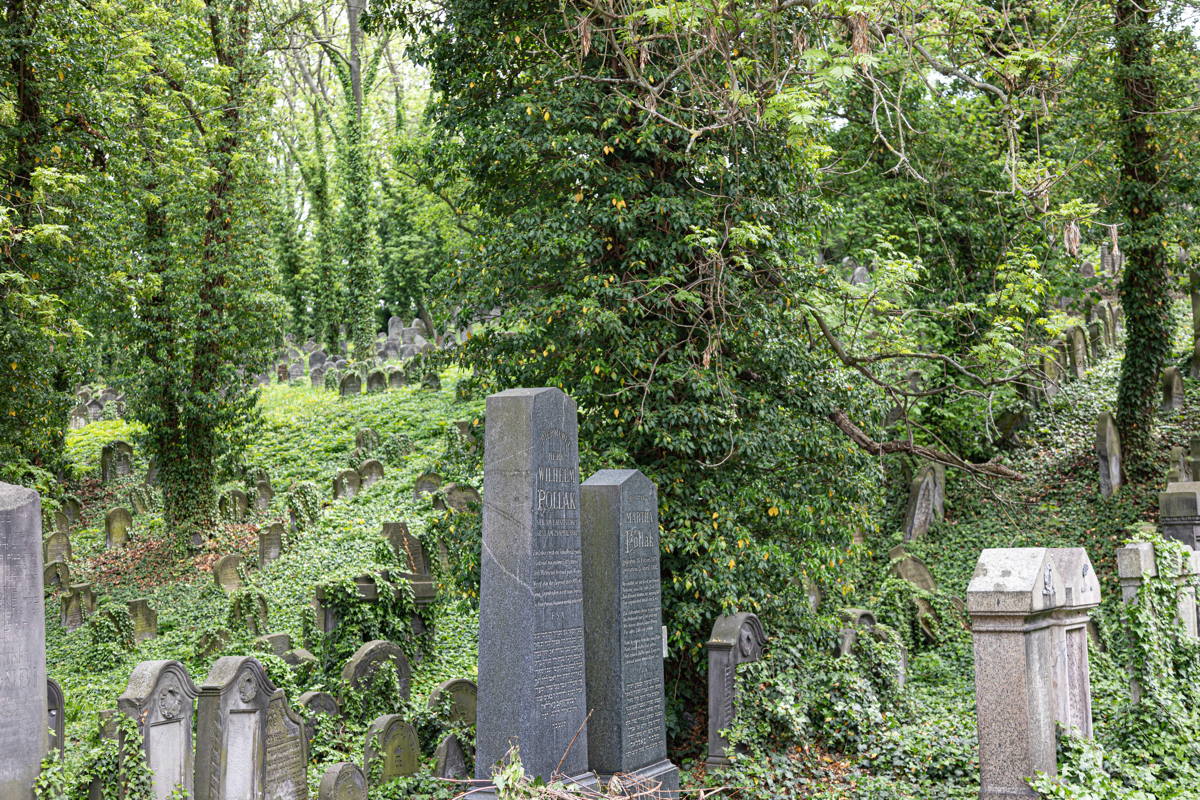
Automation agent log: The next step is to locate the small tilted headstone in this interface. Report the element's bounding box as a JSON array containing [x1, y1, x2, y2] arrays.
[[127, 598, 158, 643], [440, 483, 481, 512], [319, 763, 367, 800], [44, 560, 70, 590], [299, 690, 341, 740], [213, 554, 243, 593], [1161, 367, 1184, 412], [309, 350, 327, 371], [259, 522, 284, 567], [413, 472, 443, 500], [117, 660, 199, 800], [434, 734, 469, 780], [282, 648, 318, 672], [341, 640, 411, 702], [363, 715, 421, 784], [61, 582, 96, 631], [1095, 412, 1122, 497], [357, 460, 384, 490], [339, 372, 362, 398], [333, 469, 362, 500], [705, 613, 767, 768], [105, 507, 133, 549], [255, 632, 292, 657], [47, 678, 64, 755]]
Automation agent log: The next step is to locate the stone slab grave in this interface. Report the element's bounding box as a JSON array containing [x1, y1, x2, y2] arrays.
[[259, 523, 284, 568], [128, 598, 158, 643], [333, 469, 361, 500], [357, 460, 384, 490], [889, 544, 939, 641], [421, 372, 441, 391], [61, 582, 96, 631], [105, 507, 133, 549], [382, 522, 434, 605], [1159, 481, 1200, 549], [705, 613, 767, 768], [118, 660, 200, 800], [194, 656, 308, 800], [968, 547, 1100, 800], [255, 479, 274, 512], [339, 373, 361, 398], [580, 469, 679, 795], [281, 648, 317, 673], [428, 678, 477, 726], [366, 370, 387, 393], [0, 482, 48, 800], [44, 528, 71, 564], [1162, 366, 1184, 412], [475, 387, 596, 790], [1095, 412, 1122, 497], [413, 471, 442, 500], [318, 764, 366, 800], [47, 679, 64, 755], [101, 440, 135, 483], [44, 561, 70, 591], [213, 554, 243, 593], [341, 640, 411, 704], [902, 462, 944, 541], [434, 735, 470, 780], [363, 715, 421, 784]]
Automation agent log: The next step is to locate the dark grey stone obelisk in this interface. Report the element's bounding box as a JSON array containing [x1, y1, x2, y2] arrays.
[[581, 470, 679, 796], [475, 388, 595, 789], [0, 483, 47, 800]]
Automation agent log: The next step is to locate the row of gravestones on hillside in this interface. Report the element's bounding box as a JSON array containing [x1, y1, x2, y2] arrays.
[[68, 386, 126, 429], [1093, 368, 1188, 498]]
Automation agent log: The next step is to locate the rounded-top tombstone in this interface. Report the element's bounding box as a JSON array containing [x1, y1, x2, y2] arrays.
[[412, 472, 442, 500], [333, 469, 361, 500], [366, 370, 387, 394], [213, 554, 243, 593], [105, 507, 133, 549], [318, 763, 366, 800], [339, 372, 362, 398], [363, 715, 420, 784], [441, 483, 481, 512], [427, 678, 477, 726], [341, 640, 411, 702], [117, 660, 199, 800], [357, 460, 384, 490]]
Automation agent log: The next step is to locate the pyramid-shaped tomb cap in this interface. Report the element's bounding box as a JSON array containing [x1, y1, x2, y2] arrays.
[[967, 547, 1099, 614]]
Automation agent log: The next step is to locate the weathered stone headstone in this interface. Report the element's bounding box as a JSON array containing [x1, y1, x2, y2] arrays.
[[194, 657, 280, 800], [255, 479, 275, 512], [61, 583, 95, 631], [705, 613, 767, 768], [357, 460, 384, 490], [889, 545, 936, 591], [902, 464, 941, 541], [849, 265, 870, 285], [128, 485, 153, 516], [213, 554, 243, 593], [298, 691, 340, 740], [70, 405, 88, 429], [128, 599, 158, 643], [264, 690, 309, 800], [1066, 326, 1088, 379], [255, 633, 291, 658], [259, 523, 284, 568], [382, 523, 433, 605], [311, 366, 327, 388], [1168, 445, 1191, 483], [421, 372, 441, 391], [413, 472, 442, 499], [441, 483, 481, 512], [44, 529, 71, 564], [86, 398, 104, 421], [1087, 320, 1105, 360], [309, 350, 327, 371], [363, 715, 420, 784], [44, 561, 69, 590], [366, 370, 386, 393], [387, 369, 404, 389], [433, 735, 469, 780], [1162, 366, 1184, 412], [105, 507, 133, 549], [339, 372, 361, 398], [967, 548, 1100, 800], [62, 497, 81, 525], [288, 362, 304, 383], [225, 489, 249, 519], [580, 469, 679, 795], [47, 679, 64, 755], [341, 640, 411, 701], [118, 660, 199, 800], [0, 482, 48, 800], [318, 763, 366, 800], [354, 428, 379, 454], [281, 649, 317, 673], [333, 469, 361, 500], [101, 441, 134, 483], [1096, 412, 1122, 497], [476, 387, 595, 788], [1160, 481, 1200, 549], [428, 678, 477, 726], [1117, 542, 1199, 642]]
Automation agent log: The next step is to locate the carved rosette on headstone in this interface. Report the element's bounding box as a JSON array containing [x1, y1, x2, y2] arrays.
[[0, 483, 49, 800], [967, 548, 1100, 800], [118, 660, 200, 800], [1095, 412, 1122, 497], [580, 469, 678, 795], [475, 388, 596, 789], [704, 613, 766, 768]]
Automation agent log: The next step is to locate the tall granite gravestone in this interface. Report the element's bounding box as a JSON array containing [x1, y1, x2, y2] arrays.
[[106, 507, 133, 549], [339, 373, 361, 398], [101, 440, 134, 483], [580, 469, 678, 795], [1095, 412, 1122, 497], [1162, 367, 1184, 412], [333, 470, 361, 500], [259, 523, 284, 568], [476, 388, 595, 789], [967, 548, 1100, 800], [0, 482, 47, 800], [363, 715, 420, 784], [118, 660, 200, 800], [318, 764, 366, 800], [47, 679, 64, 755], [1159, 481, 1200, 549], [357, 460, 384, 490], [705, 613, 767, 768]]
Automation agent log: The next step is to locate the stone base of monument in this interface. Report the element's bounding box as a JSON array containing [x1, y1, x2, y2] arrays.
[[469, 772, 601, 798], [596, 759, 680, 798]]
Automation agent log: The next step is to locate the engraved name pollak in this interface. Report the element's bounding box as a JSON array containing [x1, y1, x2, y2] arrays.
[[536, 490, 578, 510]]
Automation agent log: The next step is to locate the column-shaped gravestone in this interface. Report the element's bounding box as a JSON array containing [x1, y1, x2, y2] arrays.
[[1096, 412, 1122, 497], [476, 388, 595, 789], [581, 470, 678, 796], [705, 613, 767, 768], [118, 660, 199, 800], [967, 548, 1100, 800], [0, 483, 46, 800], [1159, 482, 1200, 549]]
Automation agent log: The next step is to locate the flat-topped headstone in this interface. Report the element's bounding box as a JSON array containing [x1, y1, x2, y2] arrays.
[[44, 529, 71, 564], [363, 715, 420, 784], [333, 469, 361, 500], [47, 679, 64, 755], [1162, 367, 1184, 412], [128, 599, 158, 643], [967, 548, 1101, 800], [413, 472, 442, 499], [1117, 542, 1199, 640], [366, 370, 386, 393], [318, 763, 366, 800], [705, 613, 767, 768], [357, 460, 384, 490], [259, 523, 284, 567], [341, 640, 411, 701], [580, 469, 678, 795], [213, 555, 243, 593], [1096, 412, 1122, 497], [476, 388, 594, 789], [105, 507, 133, 549], [1159, 481, 1200, 549], [287, 363, 304, 383], [339, 373, 361, 397], [1168, 446, 1191, 483], [194, 657, 279, 800], [101, 440, 134, 483], [0, 482, 47, 800], [428, 678, 477, 726], [118, 660, 199, 800]]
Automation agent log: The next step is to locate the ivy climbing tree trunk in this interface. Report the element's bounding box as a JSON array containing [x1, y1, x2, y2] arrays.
[[1113, 0, 1172, 482]]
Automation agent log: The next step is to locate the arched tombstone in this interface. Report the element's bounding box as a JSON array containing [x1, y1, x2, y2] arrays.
[[412, 472, 442, 500], [1096, 412, 1122, 497], [902, 463, 942, 541], [298, 691, 341, 741], [849, 264, 870, 285], [357, 460, 384, 490], [44, 560, 70, 591], [255, 478, 274, 512], [128, 598, 158, 643], [48, 678, 65, 755], [387, 369, 405, 389], [355, 428, 380, 455], [44, 529, 71, 563], [888, 544, 938, 640], [213, 555, 243, 593], [309, 350, 327, 371], [227, 489, 249, 519], [1161, 367, 1184, 412], [835, 607, 877, 657], [427, 678, 477, 726], [363, 715, 420, 784], [310, 366, 327, 388], [967, 547, 1100, 800], [439, 483, 481, 512], [366, 370, 387, 394], [341, 640, 411, 704], [62, 496, 81, 525], [339, 373, 362, 398], [117, 660, 200, 800], [705, 612, 767, 768], [319, 763, 366, 800], [101, 440, 135, 483], [288, 363, 304, 383], [259, 523, 284, 568], [105, 507, 133, 549], [333, 469, 361, 500]]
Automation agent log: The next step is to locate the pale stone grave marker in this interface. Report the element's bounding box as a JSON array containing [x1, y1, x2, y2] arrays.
[[118, 660, 199, 800], [318, 763, 366, 800], [427, 678, 477, 726], [339, 373, 361, 397], [255, 479, 274, 512], [357, 460, 384, 490], [1096, 412, 1122, 497], [128, 599, 158, 643], [366, 370, 386, 393], [105, 507, 133, 549], [1162, 366, 1184, 412], [44, 529, 71, 564], [259, 523, 284, 567], [213, 554, 243, 593], [333, 469, 361, 500], [434, 735, 469, 780]]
